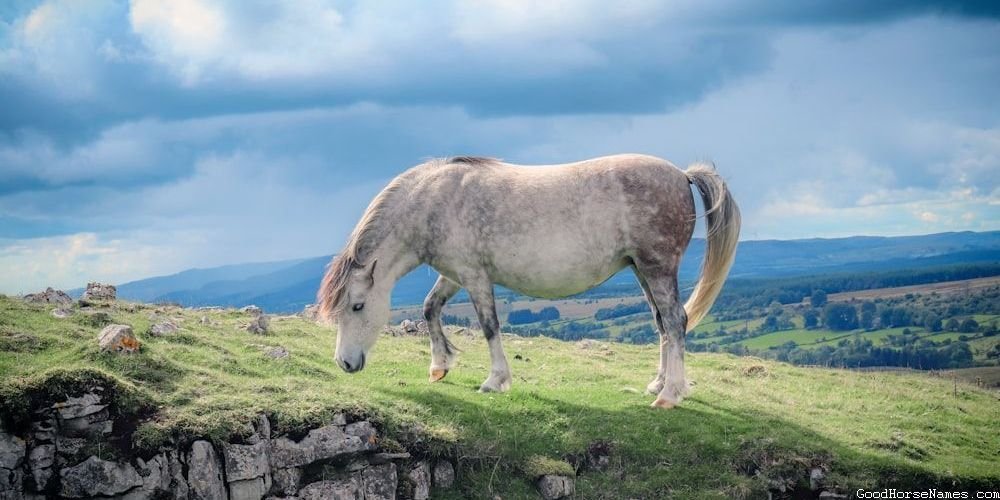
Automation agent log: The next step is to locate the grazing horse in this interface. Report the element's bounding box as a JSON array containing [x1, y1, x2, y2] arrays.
[[318, 154, 740, 408]]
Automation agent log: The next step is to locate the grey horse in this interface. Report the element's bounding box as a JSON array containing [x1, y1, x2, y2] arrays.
[[317, 154, 740, 408]]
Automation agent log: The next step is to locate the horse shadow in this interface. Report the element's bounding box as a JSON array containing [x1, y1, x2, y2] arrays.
[[378, 385, 999, 498]]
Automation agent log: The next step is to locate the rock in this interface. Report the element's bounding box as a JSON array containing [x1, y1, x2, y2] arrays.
[[246, 314, 270, 335], [55, 436, 87, 459], [59, 456, 142, 498], [298, 476, 363, 500], [0, 431, 26, 497], [51, 307, 73, 318], [270, 423, 365, 469], [810, 467, 826, 490], [0, 431, 25, 470], [229, 477, 268, 500], [265, 346, 289, 359], [269, 467, 301, 496], [432, 461, 455, 489], [577, 339, 596, 349], [128, 453, 172, 498], [344, 421, 377, 450], [200, 315, 211, 325], [98, 324, 140, 354], [362, 463, 397, 500], [28, 444, 55, 491], [301, 304, 319, 321], [400, 320, 418, 334], [536, 474, 575, 500], [81, 282, 117, 303], [241, 305, 263, 316], [23, 287, 73, 305], [223, 441, 270, 482], [54, 392, 106, 420], [148, 320, 178, 337], [166, 450, 189, 499], [0, 467, 22, 498], [187, 441, 226, 500], [406, 462, 430, 500], [819, 492, 849, 499]]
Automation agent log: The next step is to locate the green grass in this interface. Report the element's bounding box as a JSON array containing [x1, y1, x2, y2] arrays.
[[2, 296, 999, 498]]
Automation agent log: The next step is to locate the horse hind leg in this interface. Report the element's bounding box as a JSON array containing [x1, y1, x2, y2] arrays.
[[423, 275, 462, 382], [635, 268, 689, 409], [634, 270, 667, 396]]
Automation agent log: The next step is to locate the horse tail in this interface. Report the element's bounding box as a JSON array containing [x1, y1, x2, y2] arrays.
[[683, 163, 741, 332]]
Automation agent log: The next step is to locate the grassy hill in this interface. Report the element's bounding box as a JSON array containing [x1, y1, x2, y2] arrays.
[[2, 295, 999, 498]]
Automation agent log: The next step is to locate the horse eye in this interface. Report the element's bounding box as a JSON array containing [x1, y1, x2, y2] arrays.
[[352, 303, 365, 312]]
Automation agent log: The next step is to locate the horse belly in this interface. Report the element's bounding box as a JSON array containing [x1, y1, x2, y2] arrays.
[[490, 233, 626, 299]]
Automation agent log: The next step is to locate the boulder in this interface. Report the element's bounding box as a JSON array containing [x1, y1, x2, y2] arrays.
[[54, 392, 105, 420], [270, 422, 364, 469], [148, 321, 179, 337], [298, 476, 363, 500], [98, 325, 140, 354], [246, 314, 270, 335], [432, 460, 455, 489], [400, 320, 418, 334], [81, 282, 117, 303], [187, 441, 226, 500], [362, 463, 397, 500], [59, 456, 142, 498], [23, 287, 73, 306], [536, 474, 575, 500], [406, 462, 430, 500], [51, 308, 73, 318]]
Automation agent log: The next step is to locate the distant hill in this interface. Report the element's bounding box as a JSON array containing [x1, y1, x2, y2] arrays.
[[102, 231, 999, 313]]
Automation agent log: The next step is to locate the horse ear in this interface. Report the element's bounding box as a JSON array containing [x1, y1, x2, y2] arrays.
[[367, 259, 377, 285]]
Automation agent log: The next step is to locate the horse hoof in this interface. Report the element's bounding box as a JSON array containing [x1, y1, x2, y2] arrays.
[[650, 397, 676, 409], [429, 368, 448, 383]]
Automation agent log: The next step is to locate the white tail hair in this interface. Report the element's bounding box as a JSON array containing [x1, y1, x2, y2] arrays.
[[684, 163, 741, 331]]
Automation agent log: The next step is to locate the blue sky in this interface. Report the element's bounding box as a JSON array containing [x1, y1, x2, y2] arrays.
[[1, 1, 998, 293]]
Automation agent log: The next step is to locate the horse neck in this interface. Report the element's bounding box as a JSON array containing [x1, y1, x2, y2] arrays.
[[371, 232, 420, 295]]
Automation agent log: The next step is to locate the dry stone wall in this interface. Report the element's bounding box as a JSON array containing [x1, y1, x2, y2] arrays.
[[0, 387, 455, 500]]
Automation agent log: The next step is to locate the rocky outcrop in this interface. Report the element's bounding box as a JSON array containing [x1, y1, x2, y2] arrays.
[[23, 288, 72, 306], [98, 324, 140, 354], [80, 282, 116, 303], [242, 307, 270, 335], [1, 387, 457, 500]]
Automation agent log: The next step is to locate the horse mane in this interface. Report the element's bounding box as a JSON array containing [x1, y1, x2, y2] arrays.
[[317, 177, 406, 321], [446, 156, 499, 165]]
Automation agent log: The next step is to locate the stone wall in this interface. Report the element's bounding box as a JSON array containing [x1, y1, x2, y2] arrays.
[[0, 387, 455, 500]]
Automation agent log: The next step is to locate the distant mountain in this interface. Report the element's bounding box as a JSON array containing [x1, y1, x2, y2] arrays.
[[105, 231, 1000, 313]]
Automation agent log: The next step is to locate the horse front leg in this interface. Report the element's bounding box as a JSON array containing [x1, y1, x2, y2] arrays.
[[465, 278, 512, 393], [423, 275, 462, 382]]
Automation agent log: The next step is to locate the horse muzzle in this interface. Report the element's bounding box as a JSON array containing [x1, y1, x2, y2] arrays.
[[336, 351, 366, 373]]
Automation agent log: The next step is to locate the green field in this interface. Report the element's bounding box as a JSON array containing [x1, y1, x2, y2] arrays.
[[2, 296, 999, 498]]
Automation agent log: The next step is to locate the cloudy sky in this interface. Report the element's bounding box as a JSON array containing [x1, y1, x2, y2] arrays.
[[1, 1, 998, 293]]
